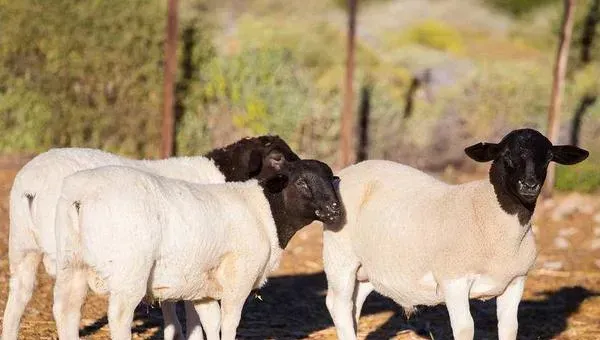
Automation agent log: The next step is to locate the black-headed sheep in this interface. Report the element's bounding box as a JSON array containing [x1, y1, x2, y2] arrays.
[[323, 129, 588, 340]]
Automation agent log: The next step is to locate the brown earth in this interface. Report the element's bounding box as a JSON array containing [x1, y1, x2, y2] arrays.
[[0, 160, 598, 339]]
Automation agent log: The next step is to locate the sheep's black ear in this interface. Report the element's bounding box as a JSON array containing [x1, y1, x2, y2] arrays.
[[264, 173, 289, 193], [265, 149, 286, 171], [464, 142, 502, 162], [552, 145, 589, 165], [247, 149, 263, 178]]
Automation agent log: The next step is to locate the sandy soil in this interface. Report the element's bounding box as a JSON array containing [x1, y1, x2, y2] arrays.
[[0, 161, 598, 339]]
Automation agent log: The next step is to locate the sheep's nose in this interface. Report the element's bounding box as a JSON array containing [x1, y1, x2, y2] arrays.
[[315, 202, 343, 223], [325, 202, 342, 216], [522, 179, 539, 190], [518, 179, 540, 193]]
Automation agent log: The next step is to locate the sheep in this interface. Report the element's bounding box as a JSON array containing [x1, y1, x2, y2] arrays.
[[51, 160, 342, 340], [2, 135, 299, 340], [322, 129, 588, 340]]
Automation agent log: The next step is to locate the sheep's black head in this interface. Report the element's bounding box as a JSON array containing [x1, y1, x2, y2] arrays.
[[205, 135, 300, 182], [465, 128, 588, 205], [261, 160, 343, 248], [246, 135, 301, 179]]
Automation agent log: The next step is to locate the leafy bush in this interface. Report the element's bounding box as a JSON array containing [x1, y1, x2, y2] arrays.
[[0, 0, 214, 157], [391, 20, 465, 54], [177, 47, 314, 155], [0, 85, 53, 152], [556, 161, 600, 193]]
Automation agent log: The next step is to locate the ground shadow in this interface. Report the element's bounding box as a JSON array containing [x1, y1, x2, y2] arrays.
[[81, 272, 598, 339], [80, 305, 165, 339], [364, 285, 598, 340]]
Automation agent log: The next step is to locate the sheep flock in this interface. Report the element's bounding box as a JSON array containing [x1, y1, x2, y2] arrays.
[[0, 129, 592, 340]]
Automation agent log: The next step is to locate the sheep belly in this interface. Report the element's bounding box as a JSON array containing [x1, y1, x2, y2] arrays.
[[469, 274, 508, 299], [149, 262, 225, 302], [148, 250, 234, 302], [369, 271, 512, 308], [360, 268, 443, 307]]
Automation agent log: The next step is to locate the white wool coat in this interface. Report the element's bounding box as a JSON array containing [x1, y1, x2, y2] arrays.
[[9, 148, 225, 275], [324, 160, 537, 309], [55, 166, 283, 301]]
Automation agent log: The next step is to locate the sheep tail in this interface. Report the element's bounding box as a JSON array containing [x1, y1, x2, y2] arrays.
[[17, 191, 40, 246], [54, 195, 84, 267]]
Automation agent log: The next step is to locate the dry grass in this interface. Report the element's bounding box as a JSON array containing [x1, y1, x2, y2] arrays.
[[0, 160, 598, 339]]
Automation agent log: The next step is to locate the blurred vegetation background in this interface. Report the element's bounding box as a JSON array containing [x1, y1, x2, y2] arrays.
[[0, 0, 598, 191]]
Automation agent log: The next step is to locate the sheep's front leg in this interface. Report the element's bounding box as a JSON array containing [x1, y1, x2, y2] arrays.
[[496, 276, 525, 340], [353, 281, 373, 328], [192, 300, 221, 340], [442, 278, 474, 340], [323, 232, 360, 340], [325, 267, 358, 340], [161, 301, 184, 340]]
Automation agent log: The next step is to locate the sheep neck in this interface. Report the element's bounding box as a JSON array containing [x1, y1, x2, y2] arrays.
[[489, 162, 536, 226], [264, 191, 314, 249]]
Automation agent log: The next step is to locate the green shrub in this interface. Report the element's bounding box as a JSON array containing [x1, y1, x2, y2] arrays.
[[556, 161, 600, 193], [0, 0, 214, 157], [177, 47, 314, 155], [453, 60, 551, 137], [387, 20, 465, 54], [0, 86, 53, 152]]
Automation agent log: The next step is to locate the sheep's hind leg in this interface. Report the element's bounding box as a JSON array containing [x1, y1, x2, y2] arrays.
[[441, 278, 474, 340], [162, 301, 185, 340], [108, 291, 145, 340], [190, 299, 221, 340], [353, 280, 374, 329], [2, 251, 42, 340], [53, 266, 89, 340], [219, 294, 246, 340]]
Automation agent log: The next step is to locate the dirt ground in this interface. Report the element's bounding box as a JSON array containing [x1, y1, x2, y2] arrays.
[[0, 160, 598, 339]]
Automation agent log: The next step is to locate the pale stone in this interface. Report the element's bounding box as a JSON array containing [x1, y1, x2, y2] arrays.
[[558, 227, 578, 237], [543, 261, 564, 270], [553, 237, 570, 249]]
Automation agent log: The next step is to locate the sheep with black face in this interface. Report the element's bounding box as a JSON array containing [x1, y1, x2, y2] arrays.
[[52, 159, 342, 340], [465, 130, 586, 224], [3, 135, 300, 340], [323, 129, 588, 340]]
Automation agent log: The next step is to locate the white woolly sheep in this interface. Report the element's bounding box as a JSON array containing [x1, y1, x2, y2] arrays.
[[52, 160, 341, 340], [4, 148, 224, 340], [3, 135, 300, 340], [322, 129, 588, 340]]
